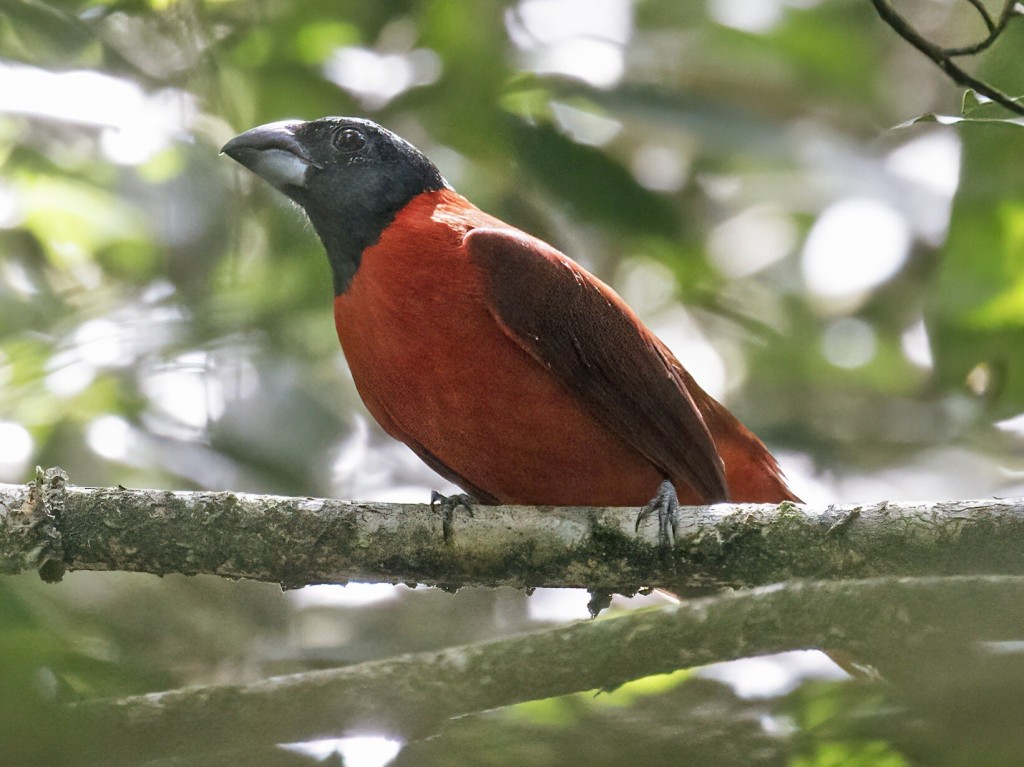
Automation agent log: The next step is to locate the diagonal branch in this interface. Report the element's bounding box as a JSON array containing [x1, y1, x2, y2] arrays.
[[73, 576, 1024, 764]]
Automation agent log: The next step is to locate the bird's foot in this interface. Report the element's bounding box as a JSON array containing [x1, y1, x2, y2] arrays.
[[430, 491, 475, 544], [635, 479, 680, 550]]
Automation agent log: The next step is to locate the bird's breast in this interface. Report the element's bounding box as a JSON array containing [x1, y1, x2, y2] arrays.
[[331, 190, 664, 505]]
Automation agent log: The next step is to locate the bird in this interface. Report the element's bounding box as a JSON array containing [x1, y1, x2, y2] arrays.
[[221, 117, 799, 534]]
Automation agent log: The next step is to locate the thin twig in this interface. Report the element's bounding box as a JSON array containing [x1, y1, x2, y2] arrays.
[[963, 0, 997, 34], [947, 0, 1019, 56], [871, 0, 1024, 116]]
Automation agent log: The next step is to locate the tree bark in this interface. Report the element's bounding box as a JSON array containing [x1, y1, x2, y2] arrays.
[[2, 468, 1024, 592]]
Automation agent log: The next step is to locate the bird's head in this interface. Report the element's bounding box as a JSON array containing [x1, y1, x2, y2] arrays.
[[221, 117, 449, 293]]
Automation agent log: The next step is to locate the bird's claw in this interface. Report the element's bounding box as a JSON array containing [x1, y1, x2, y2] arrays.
[[636, 479, 680, 549], [431, 491, 474, 544]]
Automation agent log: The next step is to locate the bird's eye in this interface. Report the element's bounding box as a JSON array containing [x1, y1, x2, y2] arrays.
[[333, 127, 367, 154]]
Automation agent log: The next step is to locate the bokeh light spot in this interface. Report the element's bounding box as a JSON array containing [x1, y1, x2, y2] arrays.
[[86, 416, 132, 461], [822, 317, 876, 369], [709, 205, 798, 278], [282, 736, 402, 767], [0, 421, 34, 480], [802, 198, 911, 307]]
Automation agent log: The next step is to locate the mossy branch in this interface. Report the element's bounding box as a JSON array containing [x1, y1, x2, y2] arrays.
[[3, 468, 1024, 592]]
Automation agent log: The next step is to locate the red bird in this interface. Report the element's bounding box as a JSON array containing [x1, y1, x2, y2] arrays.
[[222, 117, 798, 528]]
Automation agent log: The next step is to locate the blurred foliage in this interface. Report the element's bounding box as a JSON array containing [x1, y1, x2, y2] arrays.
[[396, 676, 787, 766], [2, 0, 1024, 764]]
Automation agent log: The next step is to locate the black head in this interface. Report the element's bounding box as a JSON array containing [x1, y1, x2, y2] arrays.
[[221, 117, 449, 294]]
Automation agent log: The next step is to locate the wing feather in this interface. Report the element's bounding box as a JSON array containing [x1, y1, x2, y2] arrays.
[[465, 228, 729, 503]]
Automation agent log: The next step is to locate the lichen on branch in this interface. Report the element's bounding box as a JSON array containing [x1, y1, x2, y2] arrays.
[[3, 469, 1024, 592]]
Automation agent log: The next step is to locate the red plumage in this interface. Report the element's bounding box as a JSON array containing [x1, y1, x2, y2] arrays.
[[335, 189, 797, 505], [222, 118, 799, 508]]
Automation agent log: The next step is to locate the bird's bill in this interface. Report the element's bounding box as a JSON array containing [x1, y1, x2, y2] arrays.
[[221, 120, 312, 190]]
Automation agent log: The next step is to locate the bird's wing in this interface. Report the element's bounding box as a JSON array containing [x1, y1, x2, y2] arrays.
[[465, 227, 729, 503]]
